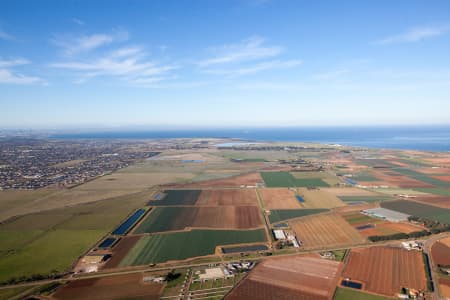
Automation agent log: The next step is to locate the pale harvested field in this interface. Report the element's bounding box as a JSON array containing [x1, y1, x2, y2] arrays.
[[196, 189, 259, 206], [343, 247, 427, 297], [173, 172, 264, 188], [358, 222, 424, 237], [371, 188, 429, 196], [290, 214, 366, 249], [260, 188, 300, 209], [440, 236, 450, 247], [334, 203, 377, 214], [298, 188, 346, 209], [323, 187, 379, 196], [226, 254, 342, 300]]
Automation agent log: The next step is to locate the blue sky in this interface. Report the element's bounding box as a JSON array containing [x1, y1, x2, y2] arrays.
[[1, 0, 450, 129]]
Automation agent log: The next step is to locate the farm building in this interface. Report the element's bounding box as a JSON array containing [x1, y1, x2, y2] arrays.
[[362, 207, 410, 222], [273, 229, 286, 240]]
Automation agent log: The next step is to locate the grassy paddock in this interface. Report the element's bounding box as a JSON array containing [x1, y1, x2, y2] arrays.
[[261, 172, 329, 188]]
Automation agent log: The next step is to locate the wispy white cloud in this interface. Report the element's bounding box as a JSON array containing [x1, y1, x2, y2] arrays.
[[51, 46, 177, 86], [198, 36, 282, 67], [206, 59, 302, 77], [52, 29, 129, 55], [0, 29, 13, 41], [0, 58, 45, 85], [375, 25, 450, 45], [72, 18, 85, 26]]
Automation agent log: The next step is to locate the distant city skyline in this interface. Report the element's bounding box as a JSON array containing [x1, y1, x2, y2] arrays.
[[1, 0, 450, 128]]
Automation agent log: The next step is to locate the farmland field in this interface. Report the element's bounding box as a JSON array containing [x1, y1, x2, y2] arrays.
[[52, 273, 163, 300], [413, 188, 450, 197], [342, 247, 427, 297], [290, 214, 366, 249], [261, 172, 329, 188], [120, 229, 266, 265], [225, 255, 342, 300], [103, 236, 141, 269], [172, 172, 264, 188], [147, 189, 201, 206], [260, 188, 300, 209], [269, 209, 328, 223], [297, 188, 345, 209], [440, 278, 450, 299], [134, 206, 262, 233], [196, 189, 258, 206], [334, 288, 391, 300], [431, 238, 450, 266], [381, 200, 450, 223], [338, 195, 393, 203]]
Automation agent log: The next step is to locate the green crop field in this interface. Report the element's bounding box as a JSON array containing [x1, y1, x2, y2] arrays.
[[0, 286, 35, 300], [334, 288, 390, 300], [413, 188, 450, 196], [261, 172, 329, 188], [350, 173, 379, 182], [269, 209, 328, 223], [120, 229, 266, 265], [342, 213, 382, 225], [338, 196, 393, 203], [381, 200, 450, 223], [147, 189, 201, 206], [393, 168, 450, 188], [134, 207, 194, 233]]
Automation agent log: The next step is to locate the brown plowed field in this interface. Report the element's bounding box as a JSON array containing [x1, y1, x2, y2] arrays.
[[431, 175, 450, 183], [441, 236, 450, 247], [225, 255, 342, 300], [52, 273, 163, 300], [196, 189, 259, 206], [174, 173, 263, 188], [358, 222, 423, 237], [260, 188, 300, 209], [431, 240, 450, 266], [103, 236, 141, 269], [290, 214, 366, 249], [342, 247, 427, 296], [369, 171, 434, 188], [439, 278, 450, 299], [298, 188, 345, 209], [192, 206, 262, 229], [413, 196, 450, 208]]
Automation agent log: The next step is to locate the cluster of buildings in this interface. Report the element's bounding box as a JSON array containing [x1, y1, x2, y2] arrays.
[[0, 139, 160, 190], [273, 229, 301, 248], [193, 262, 255, 283]]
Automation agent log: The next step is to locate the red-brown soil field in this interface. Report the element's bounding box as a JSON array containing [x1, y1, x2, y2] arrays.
[[431, 175, 450, 183], [413, 196, 450, 208], [259, 188, 300, 209], [290, 214, 366, 249], [191, 206, 262, 229], [103, 236, 141, 269], [196, 189, 259, 206], [225, 255, 342, 300], [52, 273, 163, 300], [431, 239, 450, 266], [439, 278, 450, 299], [368, 171, 434, 188], [358, 222, 423, 237], [173, 172, 263, 188], [342, 247, 427, 296]]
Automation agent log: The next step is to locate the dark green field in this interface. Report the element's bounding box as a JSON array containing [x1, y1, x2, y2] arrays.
[[134, 207, 197, 233], [393, 168, 450, 188], [261, 172, 329, 188], [120, 229, 267, 265], [334, 287, 390, 300], [269, 209, 328, 223], [413, 188, 450, 196], [147, 190, 201, 206], [381, 200, 450, 223], [338, 195, 393, 203]]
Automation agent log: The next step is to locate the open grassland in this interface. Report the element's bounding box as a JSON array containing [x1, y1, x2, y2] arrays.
[[381, 200, 450, 223], [148, 189, 201, 206], [226, 255, 342, 300], [121, 229, 266, 265], [290, 214, 366, 249], [134, 206, 262, 233], [261, 172, 330, 188], [298, 188, 346, 209], [173, 172, 264, 188], [342, 247, 427, 297], [52, 273, 163, 300], [0, 286, 35, 300], [260, 188, 300, 209], [334, 288, 391, 300], [0, 191, 148, 283], [196, 189, 259, 206], [269, 209, 328, 223]]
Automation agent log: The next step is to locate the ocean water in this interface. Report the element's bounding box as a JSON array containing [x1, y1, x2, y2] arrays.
[[50, 126, 450, 152]]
